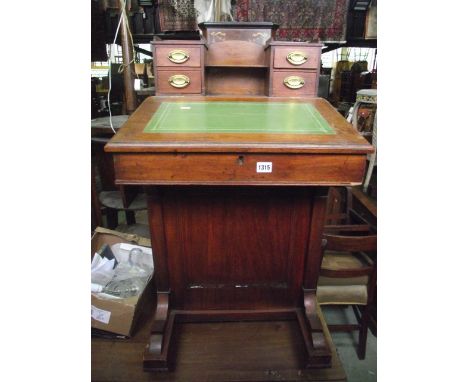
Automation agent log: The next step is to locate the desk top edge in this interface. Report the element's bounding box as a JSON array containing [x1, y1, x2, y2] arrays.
[[105, 96, 374, 155]]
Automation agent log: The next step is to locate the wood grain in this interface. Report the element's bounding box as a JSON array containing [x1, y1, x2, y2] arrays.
[[113, 152, 366, 186], [157, 186, 311, 310]]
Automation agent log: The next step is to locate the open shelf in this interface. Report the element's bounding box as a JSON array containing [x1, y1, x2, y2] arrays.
[[205, 66, 268, 96]]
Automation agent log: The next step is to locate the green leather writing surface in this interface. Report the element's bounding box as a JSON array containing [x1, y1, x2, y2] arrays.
[[143, 102, 335, 134]]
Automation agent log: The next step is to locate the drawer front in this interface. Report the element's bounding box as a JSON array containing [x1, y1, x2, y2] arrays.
[[154, 46, 201, 68], [156, 70, 202, 94], [271, 70, 318, 97], [273, 47, 320, 69], [113, 153, 366, 186]]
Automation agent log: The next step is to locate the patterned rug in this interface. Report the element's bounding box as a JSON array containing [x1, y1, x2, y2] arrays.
[[234, 0, 349, 42], [158, 0, 198, 31]]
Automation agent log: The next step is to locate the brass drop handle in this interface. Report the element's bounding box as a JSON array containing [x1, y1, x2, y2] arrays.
[[283, 76, 305, 89], [168, 49, 190, 64], [286, 51, 308, 65], [168, 74, 190, 88]]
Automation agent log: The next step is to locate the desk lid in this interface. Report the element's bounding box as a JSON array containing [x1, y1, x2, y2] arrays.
[[105, 96, 374, 154]]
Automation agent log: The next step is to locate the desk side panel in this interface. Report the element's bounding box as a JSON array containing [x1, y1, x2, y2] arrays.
[[113, 153, 367, 186]]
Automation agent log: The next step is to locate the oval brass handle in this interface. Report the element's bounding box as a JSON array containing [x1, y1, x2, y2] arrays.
[[168, 74, 190, 88], [168, 49, 189, 64], [283, 76, 305, 89], [286, 51, 308, 65]]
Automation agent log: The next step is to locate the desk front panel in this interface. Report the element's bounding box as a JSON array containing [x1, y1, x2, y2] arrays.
[[113, 152, 366, 186]]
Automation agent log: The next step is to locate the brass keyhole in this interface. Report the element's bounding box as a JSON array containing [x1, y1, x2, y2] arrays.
[[237, 156, 244, 165]]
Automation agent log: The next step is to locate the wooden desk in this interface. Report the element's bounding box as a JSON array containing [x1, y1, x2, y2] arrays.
[[105, 96, 373, 372]]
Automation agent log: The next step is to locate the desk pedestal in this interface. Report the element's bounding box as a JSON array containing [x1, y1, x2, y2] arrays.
[[142, 186, 331, 371]]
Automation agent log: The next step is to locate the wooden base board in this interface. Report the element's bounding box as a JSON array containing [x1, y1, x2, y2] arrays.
[[92, 299, 346, 382], [143, 307, 332, 372]]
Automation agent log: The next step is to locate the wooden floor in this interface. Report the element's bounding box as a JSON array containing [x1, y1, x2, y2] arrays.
[[92, 295, 346, 382]]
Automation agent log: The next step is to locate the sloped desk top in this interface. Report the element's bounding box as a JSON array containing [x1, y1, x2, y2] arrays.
[[105, 96, 373, 155]]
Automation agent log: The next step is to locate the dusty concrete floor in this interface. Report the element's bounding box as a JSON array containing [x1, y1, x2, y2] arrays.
[[322, 306, 377, 382]]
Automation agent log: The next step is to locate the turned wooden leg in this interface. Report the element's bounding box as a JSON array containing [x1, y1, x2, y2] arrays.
[[125, 210, 136, 225], [357, 305, 370, 360], [106, 208, 118, 229]]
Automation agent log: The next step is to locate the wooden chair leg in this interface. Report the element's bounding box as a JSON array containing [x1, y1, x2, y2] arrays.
[[91, 164, 103, 231], [357, 305, 371, 360], [106, 208, 119, 229], [125, 210, 136, 225]]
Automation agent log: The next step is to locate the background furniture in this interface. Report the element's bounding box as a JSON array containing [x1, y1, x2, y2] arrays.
[[325, 186, 376, 228], [324, 186, 377, 337], [91, 116, 149, 237], [317, 227, 377, 360]]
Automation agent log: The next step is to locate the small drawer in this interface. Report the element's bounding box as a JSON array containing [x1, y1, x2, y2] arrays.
[[271, 71, 317, 97], [156, 70, 202, 94], [154, 46, 201, 68], [273, 47, 320, 69]]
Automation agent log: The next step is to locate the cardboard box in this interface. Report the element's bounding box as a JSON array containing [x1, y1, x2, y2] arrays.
[[91, 227, 153, 337]]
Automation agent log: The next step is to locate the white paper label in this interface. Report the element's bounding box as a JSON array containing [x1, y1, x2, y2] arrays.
[[91, 305, 111, 324], [256, 162, 272, 173]]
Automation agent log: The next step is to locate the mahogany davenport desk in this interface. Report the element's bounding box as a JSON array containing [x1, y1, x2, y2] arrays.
[[105, 96, 373, 372]]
